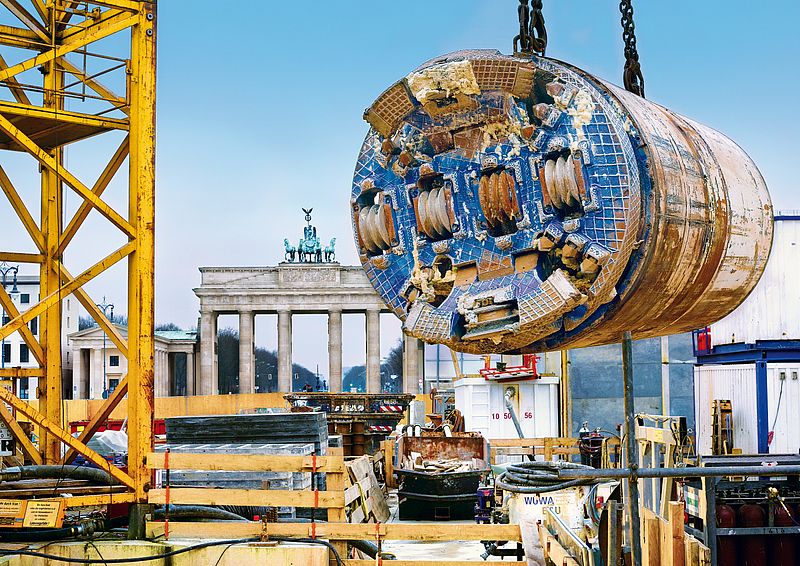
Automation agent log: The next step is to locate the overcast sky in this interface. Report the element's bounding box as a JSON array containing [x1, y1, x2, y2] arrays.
[[0, 1, 797, 373]]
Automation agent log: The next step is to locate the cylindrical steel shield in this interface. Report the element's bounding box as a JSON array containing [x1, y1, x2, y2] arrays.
[[351, 50, 772, 354]]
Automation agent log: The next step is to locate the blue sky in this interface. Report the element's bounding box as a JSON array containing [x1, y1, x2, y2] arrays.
[[1, 1, 798, 372]]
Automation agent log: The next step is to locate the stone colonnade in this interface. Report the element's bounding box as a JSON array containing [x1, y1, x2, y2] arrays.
[[194, 264, 422, 395]]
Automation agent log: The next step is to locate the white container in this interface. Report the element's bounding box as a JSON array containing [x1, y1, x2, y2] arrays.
[[765, 364, 800, 454], [694, 364, 757, 455], [693, 363, 800, 455], [454, 377, 559, 440], [711, 216, 800, 347], [508, 486, 587, 531]]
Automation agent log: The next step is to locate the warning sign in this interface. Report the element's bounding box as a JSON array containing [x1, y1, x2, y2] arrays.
[[22, 500, 65, 528], [0, 500, 25, 527]]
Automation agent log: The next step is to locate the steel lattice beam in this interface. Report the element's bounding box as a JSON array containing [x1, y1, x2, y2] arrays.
[[0, 0, 156, 513]]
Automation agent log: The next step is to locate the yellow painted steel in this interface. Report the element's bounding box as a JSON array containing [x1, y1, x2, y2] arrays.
[[0, 285, 44, 364], [39, 57, 62, 464], [62, 375, 129, 465], [0, 53, 32, 104], [0, 400, 42, 465], [0, 386, 135, 488], [0, 100, 129, 129], [0, 1, 156, 507], [127, 2, 157, 502], [58, 136, 131, 254], [0, 165, 45, 251]]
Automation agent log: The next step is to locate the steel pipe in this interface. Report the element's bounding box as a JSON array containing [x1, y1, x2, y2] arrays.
[[558, 465, 800, 480], [622, 332, 642, 566]]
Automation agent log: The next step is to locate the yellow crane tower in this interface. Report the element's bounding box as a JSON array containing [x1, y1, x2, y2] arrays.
[[0, 0, 156, 528]]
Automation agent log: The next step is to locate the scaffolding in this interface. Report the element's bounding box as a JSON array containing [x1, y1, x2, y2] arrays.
[[0, 0, 155, 526]]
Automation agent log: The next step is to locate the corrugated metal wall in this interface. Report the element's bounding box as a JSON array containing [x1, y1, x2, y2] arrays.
[[711, 217, 800, 346], [766, 364, 800, 454], [694, 364, 757, 454]]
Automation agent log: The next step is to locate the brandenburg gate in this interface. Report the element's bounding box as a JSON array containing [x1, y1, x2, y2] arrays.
[[193, 263, 422, 395]]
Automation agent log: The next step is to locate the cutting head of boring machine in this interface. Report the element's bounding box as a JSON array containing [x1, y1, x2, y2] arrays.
[[350, 49, 771, 354]]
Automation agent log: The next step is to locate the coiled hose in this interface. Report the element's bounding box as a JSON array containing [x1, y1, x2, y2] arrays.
[[0, 465, 117, 485], [495, 460, 600, 493]]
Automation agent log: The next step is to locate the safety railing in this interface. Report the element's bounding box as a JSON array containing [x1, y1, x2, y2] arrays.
[[489, 436, 581, 463], [145, 449, 524, 565]]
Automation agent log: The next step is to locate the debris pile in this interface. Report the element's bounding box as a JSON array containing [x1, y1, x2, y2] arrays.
[[403, 453, 485, 474]]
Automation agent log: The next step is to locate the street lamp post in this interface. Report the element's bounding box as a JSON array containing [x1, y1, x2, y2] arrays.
[[96, 297, 114, 399], [0, 262, 19, 371]]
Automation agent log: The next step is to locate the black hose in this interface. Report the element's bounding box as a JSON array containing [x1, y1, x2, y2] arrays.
[[0, 517, 126, 543], [0, 526, 80, 542], [152, 505, 248, 522], [495, 460, 600, 493], [349, 538, 396, 560], [504, 390, 525, 440], [0, 538, 263, 564], [275, 518, 395, 559], [503, 389, 534, 462], [0, 465, 117, 485], [269, 536, 344, 566]]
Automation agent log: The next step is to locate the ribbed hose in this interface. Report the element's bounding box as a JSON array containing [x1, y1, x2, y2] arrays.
[[0, 525, 80, 542], [152, 505, 248, 522], [504, 389, 525, 440], [503, 388, 534, 462], [349, 539, 396, 560], [0, 516, 126, 542], [495, 460, 600, 493], [277, 519, 396, 560], [0, 465, 118, 485]]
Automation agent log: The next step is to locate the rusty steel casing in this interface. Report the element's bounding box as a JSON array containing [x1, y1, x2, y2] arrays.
[[350, 50, 772, 354]]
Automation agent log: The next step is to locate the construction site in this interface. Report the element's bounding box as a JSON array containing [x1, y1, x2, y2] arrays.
[[0, 1, 797, 565]]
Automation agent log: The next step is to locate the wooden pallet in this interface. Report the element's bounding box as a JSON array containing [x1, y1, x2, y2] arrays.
[[343, 455, 390, 523]]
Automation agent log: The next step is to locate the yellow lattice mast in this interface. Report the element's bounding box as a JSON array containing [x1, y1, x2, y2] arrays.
[[0, 0, 155, 526]]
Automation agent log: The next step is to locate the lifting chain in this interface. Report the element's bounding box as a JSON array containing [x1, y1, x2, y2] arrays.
[[514, 0, 547, 57], [619, 0, 645, 97]]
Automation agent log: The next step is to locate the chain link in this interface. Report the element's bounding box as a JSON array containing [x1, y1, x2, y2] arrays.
[[513, 0, 547, 57], [514, 0, 531, 53], [619, 0, 645, 97], [529, 0, 547, 56]]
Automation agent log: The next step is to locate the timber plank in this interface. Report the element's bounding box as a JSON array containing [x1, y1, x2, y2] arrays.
[[644, 510, 660, 566], [490, 437, 576, 447], [346, 562, 501, 566], [148, 488, 344, 508], [538, 522, 581, 566], [146, 453, 344, 473], [145, 521, 523, 542]]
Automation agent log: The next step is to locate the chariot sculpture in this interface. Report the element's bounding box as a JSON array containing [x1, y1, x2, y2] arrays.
[[283, 208, 336, 264]]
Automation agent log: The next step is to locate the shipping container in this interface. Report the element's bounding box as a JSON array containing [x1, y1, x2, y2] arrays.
[[694, 363, 800, 455], [765, 364, 800, 455], [711, 214, 800, 347]]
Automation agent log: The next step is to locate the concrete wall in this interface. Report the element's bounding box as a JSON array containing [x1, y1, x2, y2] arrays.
[[568, 332, 696, 436]]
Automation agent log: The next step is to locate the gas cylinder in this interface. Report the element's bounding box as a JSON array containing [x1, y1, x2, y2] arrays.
[[770, 504, 797, 566], [738, 504, 767, 566], [351, 50, 772, 354], [716, 504, 737, 566]]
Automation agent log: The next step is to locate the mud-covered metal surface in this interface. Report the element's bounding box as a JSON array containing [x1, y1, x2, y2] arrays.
[[351, 49, 772, 353], [397, 433, 487, 463]]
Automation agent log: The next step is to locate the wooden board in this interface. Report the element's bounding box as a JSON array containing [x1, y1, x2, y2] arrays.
[[145, 521, 523, 542], [146, 453, 344, 473], [345, 562, 505, 566], [148, 488, 343, 508], [345, 456, 390, 523], [538, 522, 581, 566]]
